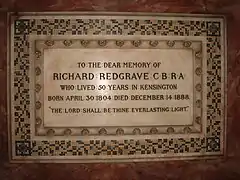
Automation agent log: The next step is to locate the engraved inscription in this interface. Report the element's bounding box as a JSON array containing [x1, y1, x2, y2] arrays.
[[42, 48, 194, 127]]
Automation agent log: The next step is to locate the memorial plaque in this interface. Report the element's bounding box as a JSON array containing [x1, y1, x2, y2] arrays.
[[8, 13, 227, 162]]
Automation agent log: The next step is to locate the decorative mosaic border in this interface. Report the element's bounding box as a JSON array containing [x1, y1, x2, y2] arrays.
[[8, 13, 226, 162], [34, 38, 203, 137]]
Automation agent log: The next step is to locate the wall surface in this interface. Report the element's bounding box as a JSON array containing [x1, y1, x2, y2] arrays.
[[0, 0, 240, 179]]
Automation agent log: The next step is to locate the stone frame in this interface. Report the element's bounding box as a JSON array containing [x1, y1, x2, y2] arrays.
[[8, 12, 227, 162]]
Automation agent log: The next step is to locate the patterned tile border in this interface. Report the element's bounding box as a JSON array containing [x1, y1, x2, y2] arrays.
[[8, 13, 226, 162], [34, 38, 202, 137]]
